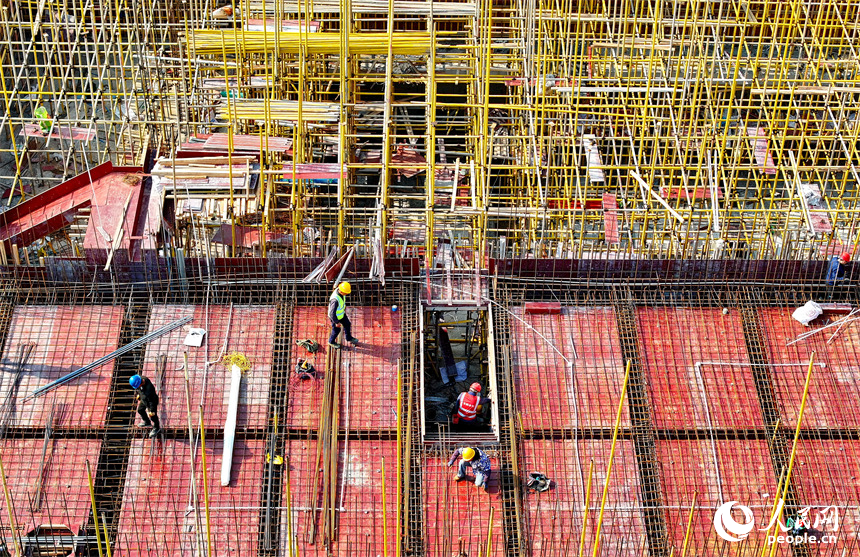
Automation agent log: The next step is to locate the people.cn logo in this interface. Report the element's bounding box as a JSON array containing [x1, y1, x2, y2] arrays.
[[713, 500, 840, 544], [713, 501, 756, 542]]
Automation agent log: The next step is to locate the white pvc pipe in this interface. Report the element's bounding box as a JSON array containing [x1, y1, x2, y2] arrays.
[[221, 364, 242, 486]]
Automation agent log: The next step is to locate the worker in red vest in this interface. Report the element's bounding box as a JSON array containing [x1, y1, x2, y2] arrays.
[[451, 382, 491, 430]]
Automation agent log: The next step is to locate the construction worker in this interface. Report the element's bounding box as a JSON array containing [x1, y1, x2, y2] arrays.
[[448, 446, 491, 491], [826, 252, 851, 285], [130, 375, 161, 438], [34, 105, 52, 134], [328, 282, 359, 349], [451, 382, 491, 430]]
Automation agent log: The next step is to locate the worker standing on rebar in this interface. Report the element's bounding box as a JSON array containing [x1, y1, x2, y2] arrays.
[[451, 382, 491, 430], [826, 252, 851, 285], [328, 282, 359, 349], [130, 374, 161, 438], [448, 446, 491, 491]]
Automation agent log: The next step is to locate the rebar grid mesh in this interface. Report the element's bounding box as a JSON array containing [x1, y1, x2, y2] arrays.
[[421, 446, 505, 557], [0, 271, 858, 556], [0, 304, 124, 430], [276, 280, 414, 557], [0, 276, 416, 557], [491, 279, 860, 556], [491, 285, 523, 555]]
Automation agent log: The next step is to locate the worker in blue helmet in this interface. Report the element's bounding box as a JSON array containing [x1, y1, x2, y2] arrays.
[[130, 374, 161, 438]]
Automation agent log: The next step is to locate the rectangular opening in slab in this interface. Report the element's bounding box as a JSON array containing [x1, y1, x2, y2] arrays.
[[419, 305, 499, 443]]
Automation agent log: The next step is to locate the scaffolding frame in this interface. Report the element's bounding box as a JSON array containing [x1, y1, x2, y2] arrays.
[[3, 1, 860, 266]]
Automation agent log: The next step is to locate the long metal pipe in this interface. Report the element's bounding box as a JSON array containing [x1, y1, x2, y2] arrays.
[[592, 359, 631, 557], [26, 316, 193, 400]]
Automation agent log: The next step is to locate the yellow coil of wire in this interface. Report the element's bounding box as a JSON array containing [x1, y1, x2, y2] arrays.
[[222, 352, 252, 371]]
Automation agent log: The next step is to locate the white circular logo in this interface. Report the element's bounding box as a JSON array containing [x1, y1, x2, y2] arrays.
[[713, 501, 756, 542]]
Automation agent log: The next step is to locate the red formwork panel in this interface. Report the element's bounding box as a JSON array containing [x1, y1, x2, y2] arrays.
[[286, 306, 400, 431], [423, 453, 504, 557], [286, 306, 331, 429], [636, 308, 762, 429], [141, 305, 275, 429], [792, 440, 860, 552], [280, 439, 398, 556], [520, 438, 646, 556], [115, 438, 265, 557], [510, 306, 629, 430], [524, 302, 562, 314], [0, 438, 101, 540], [758, 307, 860, 429], [0, 305, 123, 428], [657, 439, 786, 556], [340, 307, 401, 430]]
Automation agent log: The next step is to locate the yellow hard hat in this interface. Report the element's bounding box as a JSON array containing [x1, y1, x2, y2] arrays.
[[462, 447, 476, 461], [338, 282, 352, 295]]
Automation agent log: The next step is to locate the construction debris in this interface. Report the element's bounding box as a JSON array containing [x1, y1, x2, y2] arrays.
[[791, 301, 824, 328], [296, 339, 321, 354], [526, 472, 551, 492]]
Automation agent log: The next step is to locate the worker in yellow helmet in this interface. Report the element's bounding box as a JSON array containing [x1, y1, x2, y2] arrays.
[[328, 282, 359, 349], [448, 446, 491, 491]]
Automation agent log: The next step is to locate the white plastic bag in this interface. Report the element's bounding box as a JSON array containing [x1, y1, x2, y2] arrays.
[[792, 301, 822, 326]]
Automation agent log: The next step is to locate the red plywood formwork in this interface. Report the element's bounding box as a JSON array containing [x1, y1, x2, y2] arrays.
[[636, 308, 762, 429], [340, 307, 401, 430], [115, 438, 264, 557], [792, 440, 860, 553], [423, 453, 504, 557], [141, 305, 275, 429], [520, 439, 646, 556], [0, 305, 123, 429], [0, 438, 101, 542], [510, 306, 629, 430], [657, 439, 786, 556], [280, 439, 398, 556], [286, 306, 400, 431], [758, 307, 860, 429], [286, 306, 331, 429]]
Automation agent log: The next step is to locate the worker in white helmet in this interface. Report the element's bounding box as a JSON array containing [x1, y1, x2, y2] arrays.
[[328, 282, 359, 349]]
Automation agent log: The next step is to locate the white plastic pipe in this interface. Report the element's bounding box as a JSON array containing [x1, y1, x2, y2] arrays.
[[221, 364, 242, 486]]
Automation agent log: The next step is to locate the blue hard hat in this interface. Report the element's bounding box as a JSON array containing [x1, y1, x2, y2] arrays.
[[129, 375, 142, 389]]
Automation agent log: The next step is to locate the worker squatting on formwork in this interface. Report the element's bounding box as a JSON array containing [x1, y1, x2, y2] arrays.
[[130, 374, 161, 438], [826, 252, 852, 285], [448, 447, 491, 492], [328, 282, 359, 349], [451, 382, 492, 430]]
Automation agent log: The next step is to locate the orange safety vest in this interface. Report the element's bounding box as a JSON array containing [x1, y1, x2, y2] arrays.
[[457, 392, 479, 421]]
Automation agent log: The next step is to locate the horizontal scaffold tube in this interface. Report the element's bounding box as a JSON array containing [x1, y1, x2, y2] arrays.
[[188, 31, 432, 56]]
